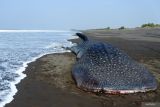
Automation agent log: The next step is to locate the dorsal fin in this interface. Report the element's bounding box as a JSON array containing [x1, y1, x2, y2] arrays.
[[76, 33, 89, 41]]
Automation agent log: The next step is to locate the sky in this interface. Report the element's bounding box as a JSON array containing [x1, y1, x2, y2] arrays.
[[0, 0, 160, 30]]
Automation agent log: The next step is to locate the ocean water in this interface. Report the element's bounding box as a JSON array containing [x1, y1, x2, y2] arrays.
[[0, 30, 76, 107]]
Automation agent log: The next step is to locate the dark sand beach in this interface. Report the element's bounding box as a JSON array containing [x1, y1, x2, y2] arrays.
[[5, 28, 160, 107]]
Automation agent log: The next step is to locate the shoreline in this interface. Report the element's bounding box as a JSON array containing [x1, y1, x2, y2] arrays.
[[5, 28, 160, 107], [5, 53, 104, 107], [1, 51, 72, 107]]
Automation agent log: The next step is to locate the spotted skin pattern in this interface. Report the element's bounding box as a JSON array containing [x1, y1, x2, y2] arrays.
[[71, 33, 157, 94]]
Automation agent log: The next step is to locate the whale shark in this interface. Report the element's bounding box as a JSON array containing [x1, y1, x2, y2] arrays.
[[70, 33, 157, 94]]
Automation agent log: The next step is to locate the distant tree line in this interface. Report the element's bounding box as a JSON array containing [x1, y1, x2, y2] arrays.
[[141, 23, 160, 28], [104, 26, 125, 30], [104, 23, 160, 30], [118, 26, 125, 30]]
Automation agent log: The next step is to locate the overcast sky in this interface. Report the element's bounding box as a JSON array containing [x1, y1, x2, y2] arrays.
[[0, 0, 159, 30]]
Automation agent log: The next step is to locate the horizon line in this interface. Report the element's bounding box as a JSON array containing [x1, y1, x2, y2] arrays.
[[0, 30, 72, 32]]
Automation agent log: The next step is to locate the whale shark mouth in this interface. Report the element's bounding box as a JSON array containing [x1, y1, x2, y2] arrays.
[[104, 88, 156, 94], [79, 86, 157, 94]]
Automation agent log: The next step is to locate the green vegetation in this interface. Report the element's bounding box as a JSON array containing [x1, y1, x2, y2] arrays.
[[106, 27, 110, 30], [141, 23, 160, 28], [103, 27, 111, 30], [102, 23, 160, 30], [118, 26, 125, 30]]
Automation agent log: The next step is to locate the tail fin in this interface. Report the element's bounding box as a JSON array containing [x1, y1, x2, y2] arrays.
[[76, 33, 89, 41]]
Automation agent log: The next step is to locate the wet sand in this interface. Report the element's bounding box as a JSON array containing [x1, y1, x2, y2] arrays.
[[5, 28, 160, 107]]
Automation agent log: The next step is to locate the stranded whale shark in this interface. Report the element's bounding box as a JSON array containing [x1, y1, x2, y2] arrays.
[[70, 33, 157, 94]]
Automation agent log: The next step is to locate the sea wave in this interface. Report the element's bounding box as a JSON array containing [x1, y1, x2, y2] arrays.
[[0, 31, 77, 107]]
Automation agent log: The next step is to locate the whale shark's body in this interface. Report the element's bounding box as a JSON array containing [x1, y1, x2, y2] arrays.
[[70, 33, 157, 94]]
